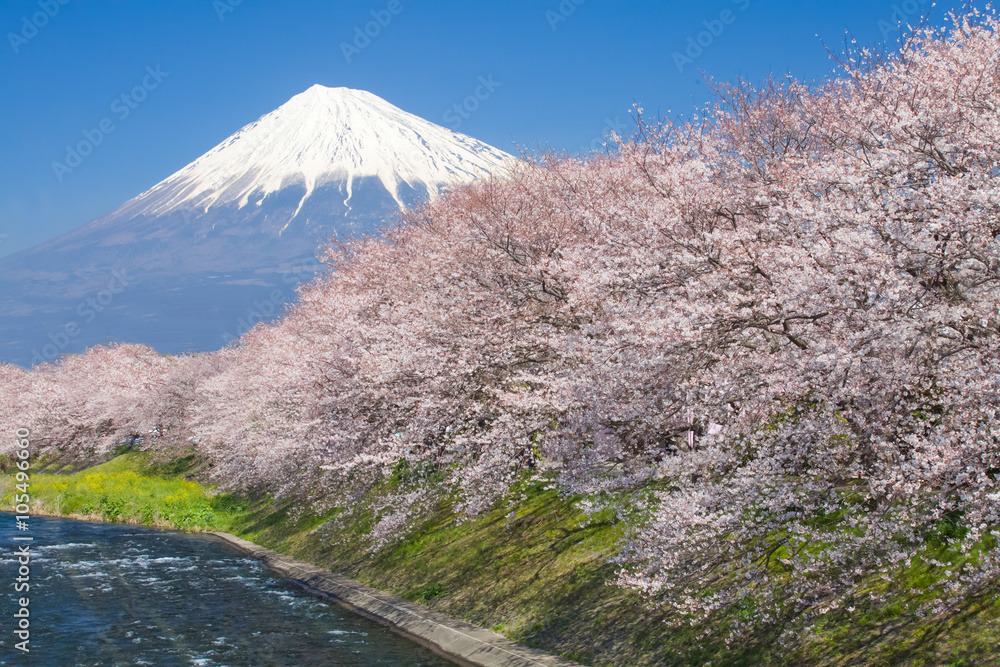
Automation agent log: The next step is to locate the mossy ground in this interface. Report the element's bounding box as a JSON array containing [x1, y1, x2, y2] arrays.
[[6, 451, 1000, 666]]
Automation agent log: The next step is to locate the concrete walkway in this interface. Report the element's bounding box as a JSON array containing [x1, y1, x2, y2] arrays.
[[208, 532, 584, 667]]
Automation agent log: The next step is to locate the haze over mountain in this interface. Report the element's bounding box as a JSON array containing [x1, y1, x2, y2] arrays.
[[0, 86, 513, 368]]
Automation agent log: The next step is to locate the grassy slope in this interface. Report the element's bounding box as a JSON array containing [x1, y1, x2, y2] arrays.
[[2, 451, 243, 530], [5, 451, 1000, 666]]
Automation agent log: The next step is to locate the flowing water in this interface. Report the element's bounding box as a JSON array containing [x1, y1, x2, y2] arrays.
[[0, 513, 455, 666]]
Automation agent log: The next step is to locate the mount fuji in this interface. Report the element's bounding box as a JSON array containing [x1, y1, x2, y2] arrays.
[[0, 85, 513, 367]]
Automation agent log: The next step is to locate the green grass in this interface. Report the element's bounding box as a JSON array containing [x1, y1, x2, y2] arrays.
[[9, 451, 1000, 666], [223, 476, 771, 666], [2, 451, 249, 531]]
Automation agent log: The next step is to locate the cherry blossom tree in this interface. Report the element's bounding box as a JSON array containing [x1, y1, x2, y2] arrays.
[[0, 344, 216, 457]]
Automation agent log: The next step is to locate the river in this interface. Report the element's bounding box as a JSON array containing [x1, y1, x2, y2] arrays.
[[0, 513, 455, 666]]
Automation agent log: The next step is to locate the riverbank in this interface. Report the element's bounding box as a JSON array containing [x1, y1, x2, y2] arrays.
[[8, 449, 1000, 666], [209, 531, 580, 667]]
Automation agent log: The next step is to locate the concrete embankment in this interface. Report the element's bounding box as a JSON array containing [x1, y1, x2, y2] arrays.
[[208, 531, 583, 667]]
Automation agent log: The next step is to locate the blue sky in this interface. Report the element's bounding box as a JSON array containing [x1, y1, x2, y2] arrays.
[[0, 0, 967, 256]]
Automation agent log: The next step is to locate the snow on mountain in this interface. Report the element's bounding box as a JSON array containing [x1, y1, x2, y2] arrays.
[[112, 85, 513, 222]]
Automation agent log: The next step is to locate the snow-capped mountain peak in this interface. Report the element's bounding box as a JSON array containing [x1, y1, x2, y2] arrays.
[[0, 85, 514, 367], [131, 84, 513, 218]]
